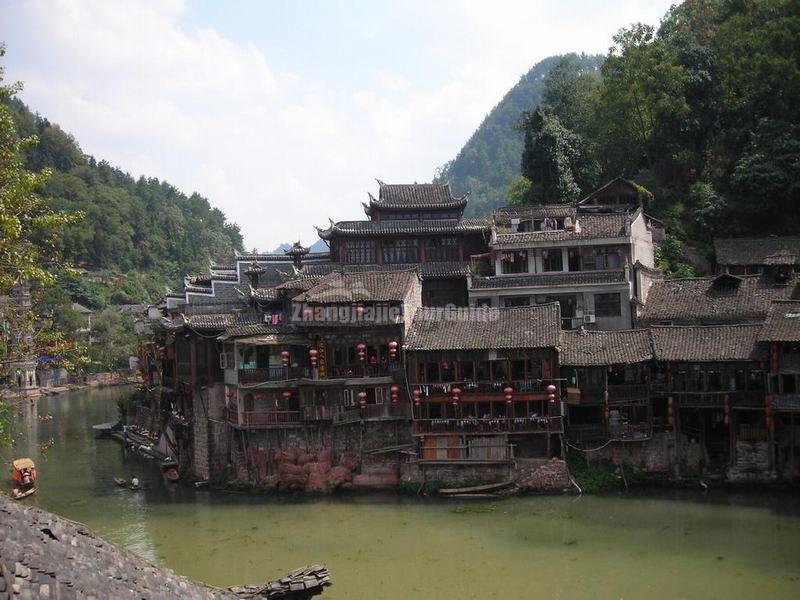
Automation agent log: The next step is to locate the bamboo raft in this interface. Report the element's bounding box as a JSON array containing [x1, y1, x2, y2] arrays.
[[228, 564, 331, 599]]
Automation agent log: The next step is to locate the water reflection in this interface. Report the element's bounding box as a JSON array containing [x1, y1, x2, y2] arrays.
[[2, 387, 799, 599]]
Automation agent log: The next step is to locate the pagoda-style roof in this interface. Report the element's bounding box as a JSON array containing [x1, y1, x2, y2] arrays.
[[560, 329, 653, 366], [363, 181, 468, 216], [315, 218, 490, 240]]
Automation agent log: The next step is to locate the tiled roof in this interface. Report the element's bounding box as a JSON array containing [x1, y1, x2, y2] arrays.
[[715, 237, 800, 266], [316, 218, 490, 239], [221, 323, 289, 338], [342, 261, 471, 279], [640, 274, 798, 324], [293, 269, 420, 303], [758, 300, 800, 342], [299, 263, 337, 277], [372, 181, 467, 209], [185, 284, 213, 294], [211, 273, 238, 282], [251, 287, 280, 302], [471, 269, 626, 290], [184, 314, 260, 332], [560, 329, 653, 366], [277, 277, 324, 292], [651, 324, 766, 362], [494, 213, 632, 247], [404, 304, 561, 351], [234, 252, 330, 262]]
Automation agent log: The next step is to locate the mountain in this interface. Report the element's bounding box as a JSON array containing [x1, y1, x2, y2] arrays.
[[4, 97, 243, 306], [434, 53, 603, 217]]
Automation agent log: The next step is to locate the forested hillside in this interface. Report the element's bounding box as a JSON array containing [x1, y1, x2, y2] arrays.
[[3, 98, 243, 305], [446, 0, 799, 275], [434, 53, 603, 217]]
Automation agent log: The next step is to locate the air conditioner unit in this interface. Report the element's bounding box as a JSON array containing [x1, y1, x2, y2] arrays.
[[510, 218, 521, 232], [583, 314, 596, 324]]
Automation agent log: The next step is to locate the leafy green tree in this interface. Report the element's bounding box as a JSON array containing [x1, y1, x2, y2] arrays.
[[655, 237, 699, 279], [0, 44, 80, 293], [505, 176, 533, 206]]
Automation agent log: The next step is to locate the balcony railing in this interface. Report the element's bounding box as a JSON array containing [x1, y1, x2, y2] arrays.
[[238, 366, 298, 384], [325, 363, 402, 379], [303, 405, 335, 421], [772, 394, 800, 411], [413, 416, 562, 435], [414, 379, 557, 397], [333, 403, 412, 424], [566, 422, 651, 442], [225, 408, 302, 428]]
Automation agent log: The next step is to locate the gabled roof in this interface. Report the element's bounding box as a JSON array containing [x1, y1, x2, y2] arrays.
[[292, 269, 420, 304], [758, 300, 800, 342], [577, 177, 652, 207], [219, 323, 291, 340], [367, 181, 468, 211], [316, 218, 490, 240], [494, 204, 577, 224], [651, 324, 765, 362], [404, 304, 561, 351], [714, 237, 800, 266], [640, 273, 798, 324], [560, 329, 653, 366]]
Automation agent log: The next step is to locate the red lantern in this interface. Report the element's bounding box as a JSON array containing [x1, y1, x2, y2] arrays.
[[280, 350, 290, 367], [254, 393, 265, 402], [303, 308, 313, 320], [390, 384, 400, 404], [357, 343, 367, 361], [451, 387, 461, 406], [388, 340, 399, 359], [548, 394, 556, 404], [505, 394, 513, 405], [546, 384, 557, 395], [357, 391, 368, 408], [282, 390, 292, 400], [412, 389, 422, 406], [309, 348, 319, 366], [356, 305, 365, 316]]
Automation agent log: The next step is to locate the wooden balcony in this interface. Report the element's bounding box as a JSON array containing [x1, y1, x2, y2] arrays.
[[333, 403, 412, 424], [225, 408, 302, 428], [325, 363, 402, 380], [413, 416, 562, 436], [238, 366, 301, 384], [303, 405, 335, 421], [414, 379, 557, 402]]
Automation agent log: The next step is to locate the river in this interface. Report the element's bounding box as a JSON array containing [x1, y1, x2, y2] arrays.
[[2, 386, 800, 599]]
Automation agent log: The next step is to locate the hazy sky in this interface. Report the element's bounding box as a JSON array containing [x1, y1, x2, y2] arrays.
[[1, 0, 674, 250]]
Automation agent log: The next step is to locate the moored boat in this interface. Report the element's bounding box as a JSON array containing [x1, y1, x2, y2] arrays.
[[10, 458, 37, 500]]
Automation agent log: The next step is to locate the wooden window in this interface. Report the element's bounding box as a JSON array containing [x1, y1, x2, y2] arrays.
[[383, 238, 419, 263], [346, 240, 375, 264], [425, 237, 458, 261], [501, 250, 528, 274]]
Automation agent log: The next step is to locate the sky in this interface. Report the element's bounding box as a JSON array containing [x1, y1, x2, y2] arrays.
[[1, 0, 675, 251]]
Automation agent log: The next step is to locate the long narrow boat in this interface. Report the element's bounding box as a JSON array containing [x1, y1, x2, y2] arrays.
[[11, 487, 37, 500], [438, 480, 516, 495]]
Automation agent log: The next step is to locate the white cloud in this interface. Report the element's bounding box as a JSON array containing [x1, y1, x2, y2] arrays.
[[1, 0, 673, 250]]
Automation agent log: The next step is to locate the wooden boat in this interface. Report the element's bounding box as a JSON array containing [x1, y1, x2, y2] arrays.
[[438, 480, 515, 496], [114, 477, 141, 490], [10, 458, 37, 500], [11, 487, 37, 500]]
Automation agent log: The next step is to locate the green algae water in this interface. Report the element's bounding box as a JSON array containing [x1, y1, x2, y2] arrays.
[[3, 387, 800, 599]]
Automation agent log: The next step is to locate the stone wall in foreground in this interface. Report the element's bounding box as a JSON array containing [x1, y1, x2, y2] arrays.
[[0, 495, 232, 599]]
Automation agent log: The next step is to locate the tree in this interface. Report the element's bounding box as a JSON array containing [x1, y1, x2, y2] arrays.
[[0, 44, 80, 293], [518, 107, 596, 204]]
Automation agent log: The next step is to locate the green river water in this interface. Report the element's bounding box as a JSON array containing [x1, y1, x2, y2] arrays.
[[3, 386, 800, 599]]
